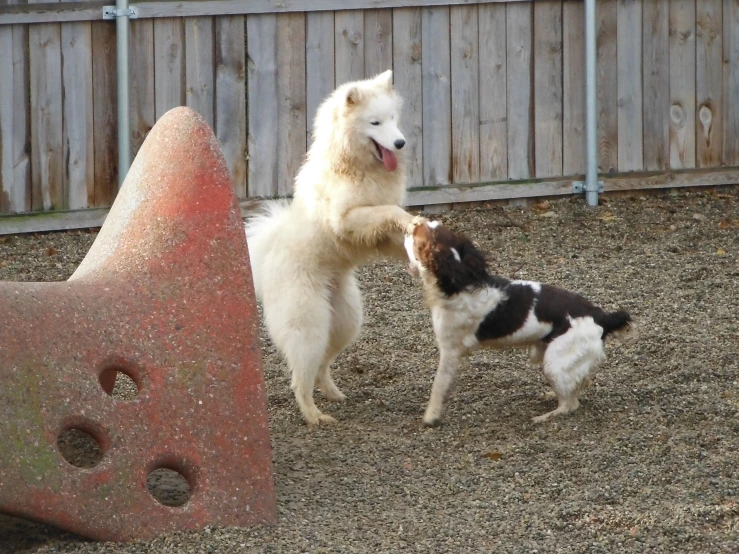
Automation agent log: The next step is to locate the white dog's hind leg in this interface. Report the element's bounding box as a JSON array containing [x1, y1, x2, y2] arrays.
[[423, 348, 463, 427], [318, 274, 363, 402], [265, 290, 336, 425]]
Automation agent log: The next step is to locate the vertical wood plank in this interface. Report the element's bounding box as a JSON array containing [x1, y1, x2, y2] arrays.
[[306, 11, 335, 145], [246, 14, 278, 197], [506, 2, 533, 180], [364, 9, 393, 78], [563, 0, 585, 175], [215, 15, 247, 198], [533, 0, 563, 178], [450, 5, 479, 184], [129, 19, 155, 162], [596, 0, 618, 173], [185, 17, 215, 127], [335, 10, 364, 86], [29, 6, 63, 211], [668, 0, 696, 169], [91, 21, 117, 207], [61, 21, 94, 209], [643, 0, 670, 170], [696, 0, 722, 168], [154, 18, 185, 119], [723, 0, 739, 166], [276, 12, 306, 197], [392, 7, 423, 188], [617, 0, 643, 171], [478, 3, 507, 181], [422, 6, 451, 186], [0, 17, 31, 214]]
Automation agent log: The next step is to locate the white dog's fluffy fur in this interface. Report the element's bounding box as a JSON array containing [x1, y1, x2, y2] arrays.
[[246, 71, 412, 425], [405, 217, 632, 426]]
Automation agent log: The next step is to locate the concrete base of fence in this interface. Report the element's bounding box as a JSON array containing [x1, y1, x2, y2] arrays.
[[0, 107, 276, 542]]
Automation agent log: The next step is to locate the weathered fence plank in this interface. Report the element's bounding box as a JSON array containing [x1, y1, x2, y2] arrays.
[[724, 0, 739, 166], [422, 6, 451, 186], [215, 15, 246, 197], [306, 11, 334, 144], [534, 0, 563, 178], [506, 2, 533, 180], [616, 0, 643, 171], [61, 21, 94, 209], [392, 7, 423, 188], [364, 9, 392, 77], [154, 18, 185, 118], [562, 0, 584, 176], [0, 15, 31, 214], [246, 14, 277, 197], [129, 19, 155, 162], [276, 12, 306, 196], [335, 10, 364, 85], [696, 0, 722, 168], [668, 0, 696, 169], [643, 0, 670, 170], [29, 4, 63, 211], [478, 3, 506, 181], [185, 17, 215, 127], [596, 0, 617, 173], [91, 20, 118, 206], [450, 5, 479, 184]]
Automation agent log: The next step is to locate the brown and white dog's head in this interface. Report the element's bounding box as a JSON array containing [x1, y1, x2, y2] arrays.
[[404, 216, 490, 296]]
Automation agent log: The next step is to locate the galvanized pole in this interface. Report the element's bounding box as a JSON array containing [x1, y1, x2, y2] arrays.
[[115, 0, 131, 187], [584, 0, 599, 206]]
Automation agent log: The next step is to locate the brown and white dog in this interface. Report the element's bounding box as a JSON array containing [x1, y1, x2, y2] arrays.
[[404, 216, 632, 426]]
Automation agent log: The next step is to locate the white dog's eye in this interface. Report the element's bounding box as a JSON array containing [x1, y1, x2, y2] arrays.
[[371, 121, 380, 126]]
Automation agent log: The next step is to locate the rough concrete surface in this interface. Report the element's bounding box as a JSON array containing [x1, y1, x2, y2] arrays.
[[0, 188, 737, 552]]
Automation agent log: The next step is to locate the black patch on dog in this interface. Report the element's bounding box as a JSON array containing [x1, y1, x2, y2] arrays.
[[424, 227, 493, 296], [475, 282, 537, 341]]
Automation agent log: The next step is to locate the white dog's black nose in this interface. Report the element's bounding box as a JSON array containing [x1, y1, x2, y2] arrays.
[[394, 139, 406, 150]]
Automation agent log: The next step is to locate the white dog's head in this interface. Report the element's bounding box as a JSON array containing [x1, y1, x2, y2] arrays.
[[342, 70, 406, 172]]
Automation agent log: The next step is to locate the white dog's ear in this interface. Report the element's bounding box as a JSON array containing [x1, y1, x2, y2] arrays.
[[346, 86, 363, 106], [374, 70, 393, 91]]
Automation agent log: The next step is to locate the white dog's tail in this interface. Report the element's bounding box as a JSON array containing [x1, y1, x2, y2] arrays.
[[244, 200, 291, 298]]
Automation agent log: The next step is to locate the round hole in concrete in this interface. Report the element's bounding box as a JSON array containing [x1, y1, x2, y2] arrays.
[[147, 467, 192, 507], [57, 428, 104, 469], [99, 366, 139, 400]]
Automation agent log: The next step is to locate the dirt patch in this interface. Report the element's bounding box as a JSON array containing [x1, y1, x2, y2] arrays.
[[1, 189, 738, 553]]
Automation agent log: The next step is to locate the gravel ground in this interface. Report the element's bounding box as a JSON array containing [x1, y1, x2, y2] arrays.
[[1, 189, 738, 553]]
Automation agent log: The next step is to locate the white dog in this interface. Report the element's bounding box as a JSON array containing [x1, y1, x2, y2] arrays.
[[404, 217, 632, 426], [246, 71, 412, 425]]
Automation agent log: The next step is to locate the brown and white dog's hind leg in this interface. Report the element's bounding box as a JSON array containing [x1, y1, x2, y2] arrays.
[[423, 347, 463, 427], [532, 318, 606, 423]]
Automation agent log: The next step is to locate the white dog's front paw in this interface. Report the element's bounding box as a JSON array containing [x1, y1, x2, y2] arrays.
[[406, 215, 429, 236]]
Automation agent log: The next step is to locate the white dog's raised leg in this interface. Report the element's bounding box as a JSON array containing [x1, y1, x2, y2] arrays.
[[423, 348, 462, 427], [318, 274, 363, 402]]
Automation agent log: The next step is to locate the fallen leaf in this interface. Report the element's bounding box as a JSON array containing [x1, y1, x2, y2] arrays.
[[45, 247, 58, 256], [539, 211, 557, 218], [482, 451, 502, 461], [598, 211, 621, 222], [722, 390, 733, 399], [693, 213, 707, 221], [717, 249, 726, 256], [532, 200, 550, 212]]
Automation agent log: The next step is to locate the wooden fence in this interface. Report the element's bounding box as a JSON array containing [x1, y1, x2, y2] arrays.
[[1, 0, 739, 232]]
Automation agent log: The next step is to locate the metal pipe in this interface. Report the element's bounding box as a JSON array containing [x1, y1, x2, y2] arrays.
[[115, 0, 131, 187], [584, 0, 599, 206]]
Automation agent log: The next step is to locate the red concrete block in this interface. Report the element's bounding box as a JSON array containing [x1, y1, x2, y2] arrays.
[[0, 107, 276, 542]]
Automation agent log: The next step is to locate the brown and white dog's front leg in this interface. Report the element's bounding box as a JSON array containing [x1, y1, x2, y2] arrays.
[[423, 347, 463, 427]]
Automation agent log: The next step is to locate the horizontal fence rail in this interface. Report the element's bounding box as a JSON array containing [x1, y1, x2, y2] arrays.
[[1, 0, 739, 232]]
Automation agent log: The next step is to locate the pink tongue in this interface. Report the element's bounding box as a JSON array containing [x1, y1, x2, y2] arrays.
[[379, 145, 398, 172]]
